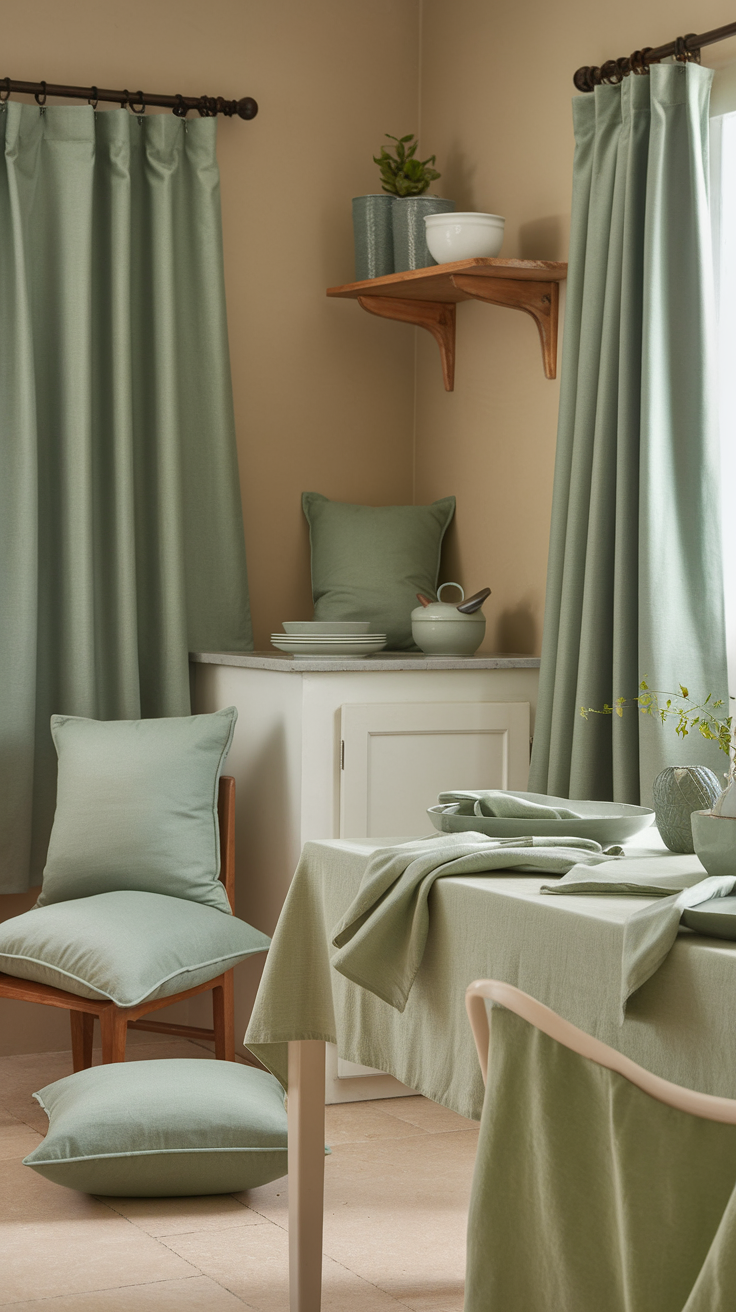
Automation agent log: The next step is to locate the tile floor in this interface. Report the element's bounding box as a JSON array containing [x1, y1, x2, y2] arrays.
[[0, 1040, 479, 1310]]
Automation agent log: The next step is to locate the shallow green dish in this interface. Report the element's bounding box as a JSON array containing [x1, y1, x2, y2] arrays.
[[428, 791, 655, 846], [682, 895, 736, 941]]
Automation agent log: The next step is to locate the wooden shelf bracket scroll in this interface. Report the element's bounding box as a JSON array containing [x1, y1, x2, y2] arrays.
[[450, 275, 559, 382], [358, 296, 456, 391]]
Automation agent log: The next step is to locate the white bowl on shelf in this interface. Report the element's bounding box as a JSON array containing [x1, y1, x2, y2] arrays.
[[282, 621, 372, 635], [424, 212, 505, 263]]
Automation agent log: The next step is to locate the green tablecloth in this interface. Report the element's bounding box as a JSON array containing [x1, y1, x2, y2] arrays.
[[245, 837, 736, 1119], [466, 1008, 736, 1312]]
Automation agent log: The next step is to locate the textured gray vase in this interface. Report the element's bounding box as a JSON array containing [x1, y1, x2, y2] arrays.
[[352, 195, 394, 281], [392, 196, 455, 272], [652, 766, 722, 853]]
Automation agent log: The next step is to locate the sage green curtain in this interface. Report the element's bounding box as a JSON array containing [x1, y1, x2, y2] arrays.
[[0, 104, 252, 894], [529, 65, 728, 806]]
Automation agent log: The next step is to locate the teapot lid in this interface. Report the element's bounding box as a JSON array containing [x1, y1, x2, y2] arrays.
[[411, 582, 486, 622]]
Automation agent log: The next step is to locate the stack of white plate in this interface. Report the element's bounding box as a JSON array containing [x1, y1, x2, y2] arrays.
[[271, 621, 387, 659]]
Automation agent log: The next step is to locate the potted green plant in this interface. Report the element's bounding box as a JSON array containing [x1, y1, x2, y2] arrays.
[[351, 134, 454, 281], [580, 681, 734, 853]]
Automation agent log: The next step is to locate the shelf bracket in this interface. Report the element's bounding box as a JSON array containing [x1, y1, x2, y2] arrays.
[[450, 276, 559, 379], [357, 295, 456, 391]]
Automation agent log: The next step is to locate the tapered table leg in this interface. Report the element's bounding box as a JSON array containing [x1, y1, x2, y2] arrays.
[[288, 1040, 326, 1312]]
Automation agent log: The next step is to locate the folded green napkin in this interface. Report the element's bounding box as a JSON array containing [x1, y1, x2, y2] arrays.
[[540, 855, 736, 1019], [438, 790, 581, 819], [331, 833, 619, 1011]]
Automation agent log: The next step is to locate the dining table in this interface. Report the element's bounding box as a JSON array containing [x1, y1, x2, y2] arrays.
[[244, 828, 736, 1312]]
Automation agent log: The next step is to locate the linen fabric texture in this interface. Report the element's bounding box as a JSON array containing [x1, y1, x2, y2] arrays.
[[465, 1008, 736, 1312], [302, 492, 455, 650], [0, 891, 270, 1007], [24, 1059, 288, 1196], [542, 853, 736, 1017], [246, 837, 736, 1118], [529, 64, 728, 806], [38, 707, 237, 913], [0, 104, 252, 895], [330, 833, 619, 1010]]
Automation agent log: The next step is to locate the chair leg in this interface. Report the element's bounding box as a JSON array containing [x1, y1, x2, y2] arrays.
[[70, 1012, 95, 1072], [99, 1007, 128, 1063], [213, 971, 235, 1061]]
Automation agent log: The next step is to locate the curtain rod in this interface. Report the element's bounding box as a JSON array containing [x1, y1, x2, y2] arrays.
[[0, 76, 257, 120], [574, 19, 736, 92]]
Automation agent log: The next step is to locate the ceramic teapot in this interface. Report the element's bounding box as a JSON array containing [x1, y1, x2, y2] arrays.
[[411, 583, 486, 656]]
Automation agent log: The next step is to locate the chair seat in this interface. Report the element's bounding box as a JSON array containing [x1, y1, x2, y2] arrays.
[[0, 890, 270, 1008]]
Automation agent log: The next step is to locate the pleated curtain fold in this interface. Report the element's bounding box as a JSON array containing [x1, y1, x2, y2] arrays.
[[0, 104, 252, 894], [529, 64, 728, 805]]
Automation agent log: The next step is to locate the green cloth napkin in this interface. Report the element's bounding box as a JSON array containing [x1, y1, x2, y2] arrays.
[[438, 789, 581, 819], [541, 855, 736, 1018], [331, 833, 619, 1011]]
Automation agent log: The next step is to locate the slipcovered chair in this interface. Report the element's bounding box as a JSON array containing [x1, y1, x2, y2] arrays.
[[464, 980, 736, 1312], [0, 710, 269, 1070]]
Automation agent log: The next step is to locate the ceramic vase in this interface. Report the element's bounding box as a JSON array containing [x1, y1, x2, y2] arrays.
[[392, 196, 455, 272], [652, 765, 723, 853], [352, 195, 395, 281]]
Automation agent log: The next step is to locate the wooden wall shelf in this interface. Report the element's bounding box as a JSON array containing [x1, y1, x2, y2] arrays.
[[326, 257, 568, 391]]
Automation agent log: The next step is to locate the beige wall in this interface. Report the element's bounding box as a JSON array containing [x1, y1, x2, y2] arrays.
[[417, 0, 736, 655]]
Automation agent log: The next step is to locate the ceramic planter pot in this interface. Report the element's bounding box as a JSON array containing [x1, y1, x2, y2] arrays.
[[392, 196, 455, 272], [652, 766, 722, 853], [691, 810, 736, 875], [411, 583, 485, 656], [352, 195, 394, 281]]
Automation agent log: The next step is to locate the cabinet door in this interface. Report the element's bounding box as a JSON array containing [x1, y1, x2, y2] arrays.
[[340, 701, 530, 839]]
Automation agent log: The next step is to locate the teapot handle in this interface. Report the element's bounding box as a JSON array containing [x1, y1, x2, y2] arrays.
[[437, 582, 465, 603]]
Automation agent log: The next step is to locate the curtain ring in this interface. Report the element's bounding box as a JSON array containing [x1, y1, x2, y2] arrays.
[[172, 93, 188, 118], [674, 35, 689, 63], [600, 60, 620, 85], [120, 88, 130, 109], [682, 34, 701, 64], [88, 86, 98, 109], [0, 77, 11, 103], [129, 90, 145, 115], [34, 81, 47, 106], [629, 49, 651, 76]]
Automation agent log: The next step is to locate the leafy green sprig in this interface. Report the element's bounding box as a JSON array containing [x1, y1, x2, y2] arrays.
[[373, 133, 441, 197], [580, 680, 734, 767]]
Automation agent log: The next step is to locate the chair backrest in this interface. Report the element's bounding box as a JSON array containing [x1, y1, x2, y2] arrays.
[[217, 776, 235, 912], [465, 978, 736, 1126]]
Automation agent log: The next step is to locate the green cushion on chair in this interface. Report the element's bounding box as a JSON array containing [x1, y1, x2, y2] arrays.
[[24, 1059, 288, 1196], [38, 707, 238, 914], [0, 891, 269, 1007]]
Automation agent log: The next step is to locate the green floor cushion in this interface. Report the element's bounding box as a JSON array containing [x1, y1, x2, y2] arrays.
[[302, 491, 455, 650], [38, 707, 238, 913], [24, 1058, 288, 1196], [0, 891, 269, 1007]]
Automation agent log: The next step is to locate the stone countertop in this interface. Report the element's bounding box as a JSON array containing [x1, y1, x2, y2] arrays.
[[190, 650, 541, 673]]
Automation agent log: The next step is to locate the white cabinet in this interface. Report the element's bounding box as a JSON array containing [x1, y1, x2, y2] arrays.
[[191, 651, 539, 1099], [340, 700, 530, 839]]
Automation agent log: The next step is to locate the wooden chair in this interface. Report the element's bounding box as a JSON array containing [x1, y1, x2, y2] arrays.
[[0, 776, 237, 1072]]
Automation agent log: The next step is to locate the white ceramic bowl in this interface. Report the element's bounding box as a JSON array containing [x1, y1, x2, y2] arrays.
[[424, 212, 505, 263], [282, 621, 372, 635]]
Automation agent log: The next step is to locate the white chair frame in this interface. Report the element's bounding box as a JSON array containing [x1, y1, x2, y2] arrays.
[[465, 978, 736, 1124]]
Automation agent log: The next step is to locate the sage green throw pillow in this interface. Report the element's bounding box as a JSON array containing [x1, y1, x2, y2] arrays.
[[0, 891, 270, 1007], [24, 1059, 288, 1196], [39, 707, 237, 914], [302, 492, 455, 650]]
